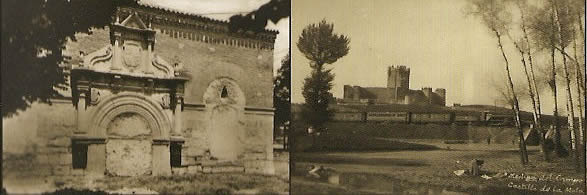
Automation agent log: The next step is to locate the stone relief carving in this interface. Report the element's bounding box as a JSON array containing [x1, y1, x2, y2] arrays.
[[90, 88, 101, 105], [122, 41, 142, 71], [84, 46, 113, 68], [160, 94, 171, 109], [152, 55, 173, 76], [172, 56, 184, 76], [78, 13, 182, 78]]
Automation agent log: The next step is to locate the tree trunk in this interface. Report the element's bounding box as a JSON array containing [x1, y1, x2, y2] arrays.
[[496, 30, 528, 165], [512, 40, 548, 161], [547, 1, 564, 158], [518, 0, 543, 118], [553, 2, 578, 169], [549, 1, 566, 157], [516, 2, 548, 161], [551, 47, 564, 157], [572, 25, 585, 169]]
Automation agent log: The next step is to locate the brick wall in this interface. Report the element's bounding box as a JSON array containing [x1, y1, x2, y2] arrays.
[[152, 27, 274, 108]]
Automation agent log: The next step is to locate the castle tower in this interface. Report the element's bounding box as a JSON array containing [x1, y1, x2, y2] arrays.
[[343, 85, 353, 99], [422, 87, 433, 104], [352, 86, 361, 101], [435, 88, 446, 106], [387, 66, 410, 102], [387, 65, 410, 89]]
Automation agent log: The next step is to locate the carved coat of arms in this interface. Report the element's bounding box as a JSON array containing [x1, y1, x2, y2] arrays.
[[122, 42, 142, 71]]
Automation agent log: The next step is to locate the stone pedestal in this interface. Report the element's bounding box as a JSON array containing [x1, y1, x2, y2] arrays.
[[86, 144, 106, 176], [152, 144, 171, 176]]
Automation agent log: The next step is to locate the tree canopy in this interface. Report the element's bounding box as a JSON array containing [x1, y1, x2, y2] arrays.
[[1, 0, 120, 117], [229, 0, 290, 33], [297, 20, 349, 129], [274, 52, 291, 137], [297, 19, 350, 68]]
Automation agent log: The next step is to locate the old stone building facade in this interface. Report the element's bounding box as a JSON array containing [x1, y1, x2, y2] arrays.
[[3, 3, 277, 177], [343, 66, 446, 106]]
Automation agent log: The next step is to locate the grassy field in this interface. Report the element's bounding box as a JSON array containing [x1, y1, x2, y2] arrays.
[[294, 133, 439, 152], [291, 121, 583, 194], [292, 143, 584, 194]]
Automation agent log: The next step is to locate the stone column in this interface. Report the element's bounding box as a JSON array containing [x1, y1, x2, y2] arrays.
[[172, 97, 183, 136], [75, 92, 88, 134], [144, 43, 153, 74], [111, 36, 122, 70]]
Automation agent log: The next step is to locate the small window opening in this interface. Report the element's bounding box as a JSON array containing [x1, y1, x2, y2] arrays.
[[170, 142, 182, 167], [72, 141, 88, 169], [221, 86, 228, 98]]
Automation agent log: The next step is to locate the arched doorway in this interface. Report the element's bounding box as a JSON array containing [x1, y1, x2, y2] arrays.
[[105, 113, 152, 176], [89, 93, 173, 176], [203, 78, 245, 161]]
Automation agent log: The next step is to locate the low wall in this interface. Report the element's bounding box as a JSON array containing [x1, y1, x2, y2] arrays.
[[294, 121, 571, 145]]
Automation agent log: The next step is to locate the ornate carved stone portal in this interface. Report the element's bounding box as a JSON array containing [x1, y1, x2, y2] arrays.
[[70, 12, 188, 176]]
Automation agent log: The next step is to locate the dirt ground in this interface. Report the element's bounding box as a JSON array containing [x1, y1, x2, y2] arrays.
[[292, 140, 585, 194], [3, 152, 289, 195]]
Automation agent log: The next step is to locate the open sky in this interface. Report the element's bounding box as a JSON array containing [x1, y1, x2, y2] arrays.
[[292, 0, 579, 115]]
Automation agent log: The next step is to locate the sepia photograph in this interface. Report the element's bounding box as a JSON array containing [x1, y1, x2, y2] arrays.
[[2, 0, 586, 194], [2, 0, 289, 194], [290, 0, 585, 194]]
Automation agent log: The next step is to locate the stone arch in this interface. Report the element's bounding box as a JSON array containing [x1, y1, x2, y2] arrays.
[[203, 77, 245, 107], [89, 92, 171, 139], [203, 77, 246, 160]]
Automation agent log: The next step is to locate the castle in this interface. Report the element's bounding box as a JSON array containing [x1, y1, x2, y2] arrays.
[[3, 2, 277, 178], [342, 65, 446, 106]]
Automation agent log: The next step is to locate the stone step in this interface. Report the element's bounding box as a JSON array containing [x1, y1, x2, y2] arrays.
[[197, 159, 241, 166], [201, 165, 245, 173]]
